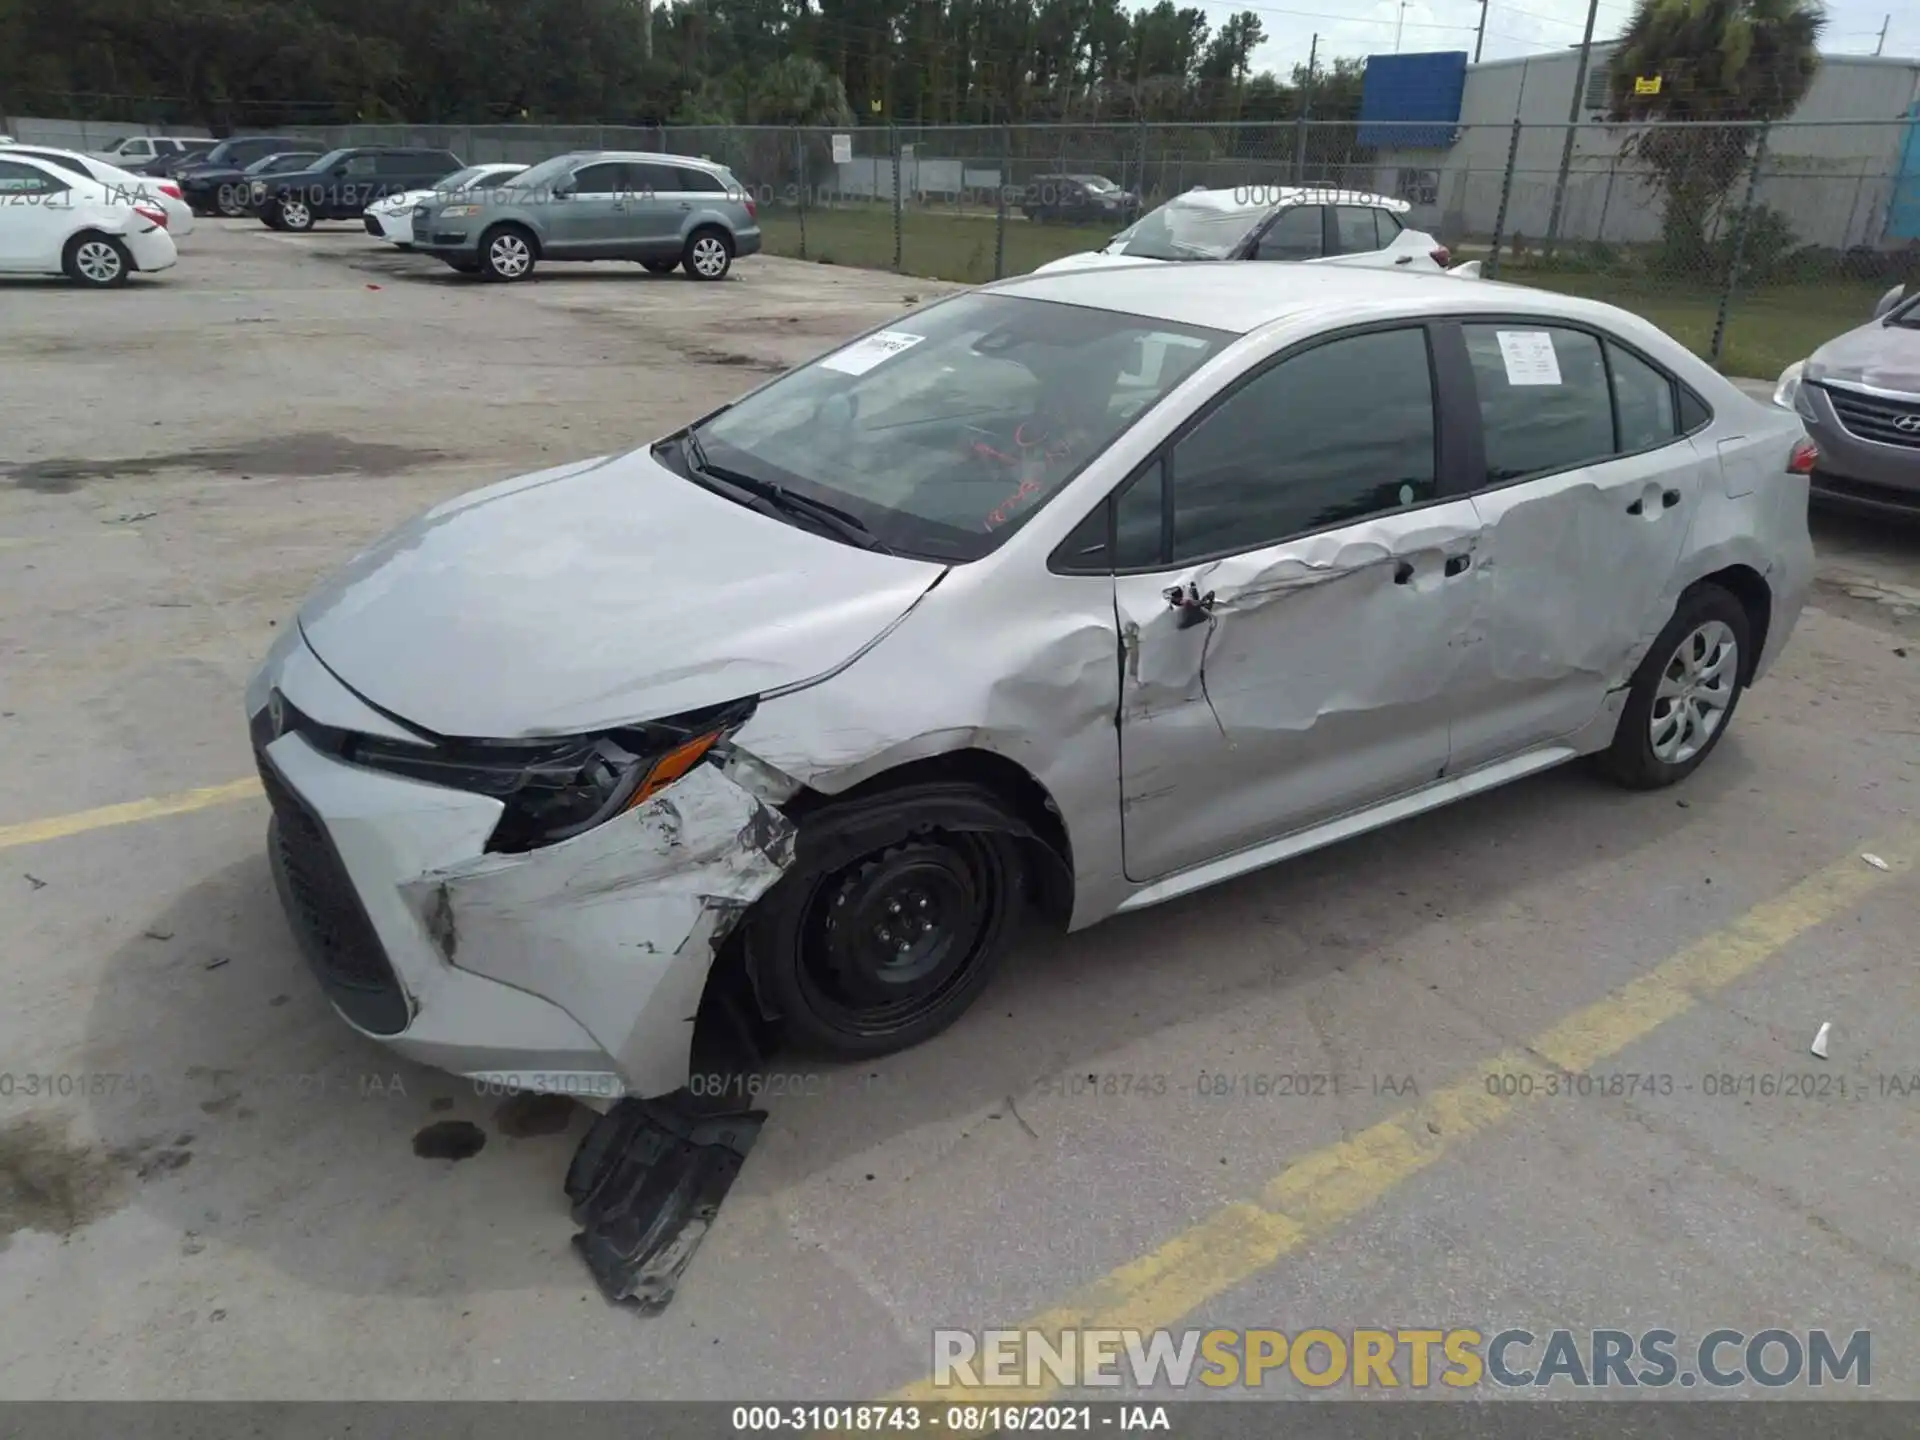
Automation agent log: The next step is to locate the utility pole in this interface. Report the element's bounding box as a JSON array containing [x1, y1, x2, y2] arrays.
[[1875, 14, 1889, 55], [1394, 1, 1408, 54], [1543, 0, 1601, 256], [1293, 33, 1318, 184], [1474, 0, 1489, 64]]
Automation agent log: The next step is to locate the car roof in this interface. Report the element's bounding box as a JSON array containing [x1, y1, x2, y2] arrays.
[[988, 262, 1670, 341], [567, 150, 728, 170], [1167, 185, 1411, 217]]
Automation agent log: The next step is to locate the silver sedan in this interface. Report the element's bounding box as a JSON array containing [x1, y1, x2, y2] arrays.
[[246, 262, 1815, 1101]]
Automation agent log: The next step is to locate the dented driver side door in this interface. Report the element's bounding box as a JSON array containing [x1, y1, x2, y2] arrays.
[[1114, 324, 1483, 885]]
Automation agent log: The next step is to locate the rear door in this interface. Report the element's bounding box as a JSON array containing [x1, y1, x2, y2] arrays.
[[625, 161, 691, 254], [0, 159, 76, 269], [1444, 321, 1715, 771]]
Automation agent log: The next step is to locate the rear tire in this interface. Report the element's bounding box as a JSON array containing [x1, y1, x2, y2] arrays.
[[63, 233, 131, 288], [478, 225, 536, 281], [1593, 583, 1751, 790], [682, 227, 733, 281], [742, 783, 1026, 1060]]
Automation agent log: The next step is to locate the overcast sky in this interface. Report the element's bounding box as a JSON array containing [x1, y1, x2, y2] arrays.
[[1225, 0, 1913, 83]]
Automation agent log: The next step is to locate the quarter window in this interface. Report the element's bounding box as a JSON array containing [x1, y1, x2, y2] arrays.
[[1169, 327, 1438, 560], [676, 166, 727, 193], [1464, 324, 1614, 483], [1609, 342, 1679, 452], [1252, 205, 1323, 260], [1333, 205, 1380, 253]]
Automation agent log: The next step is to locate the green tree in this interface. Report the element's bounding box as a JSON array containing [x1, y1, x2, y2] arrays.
[[1608, 0, 1825, 271]]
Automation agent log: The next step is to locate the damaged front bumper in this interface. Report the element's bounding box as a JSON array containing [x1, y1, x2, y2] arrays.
[[248, 649, 797, 1102]]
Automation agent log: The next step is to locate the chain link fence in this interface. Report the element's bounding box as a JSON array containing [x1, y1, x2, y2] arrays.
[[13, 110, 1916, 375]]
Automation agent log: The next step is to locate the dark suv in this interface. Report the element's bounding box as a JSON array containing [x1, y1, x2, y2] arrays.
[[1021, 173, 1140, 225], [176, 135, 323, 215], [256, 146, 463, 231]]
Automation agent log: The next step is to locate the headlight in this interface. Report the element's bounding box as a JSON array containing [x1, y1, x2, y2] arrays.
[[344, 698, 756, 853], [1773, 360, 1804, 410], [440, 204, 481, 218]]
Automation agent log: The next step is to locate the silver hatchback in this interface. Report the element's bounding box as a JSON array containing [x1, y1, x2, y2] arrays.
[[411, 150, 762, 282]]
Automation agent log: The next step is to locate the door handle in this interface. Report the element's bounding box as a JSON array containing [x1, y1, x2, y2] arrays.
[[1393, 560, 1415, 585], [678, 202, 693, 211], [1394, 254, 1414, 264], [1443, 554, 1472, 577], [1164, 581, 1216, 629], [611, 202, 629, 211]]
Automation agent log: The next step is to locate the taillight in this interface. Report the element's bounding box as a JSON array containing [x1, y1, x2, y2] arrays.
[[1787, 438, 1818, 474], [1430, 244, 1451, 267], [160, 182, 182, 200], [744, 193, 758, 219], [135, 204, 168, 227]]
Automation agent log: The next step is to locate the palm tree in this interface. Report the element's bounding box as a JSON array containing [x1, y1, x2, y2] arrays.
[[1608, 0, 1824, 271]]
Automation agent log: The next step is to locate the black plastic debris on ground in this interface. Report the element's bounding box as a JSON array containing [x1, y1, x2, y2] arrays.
[[564, 1095, 764, 1313]]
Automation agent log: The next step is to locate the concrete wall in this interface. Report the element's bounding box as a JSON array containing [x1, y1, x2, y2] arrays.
[[1367, 51, 1920, 249], [5, 117, 213, 149]]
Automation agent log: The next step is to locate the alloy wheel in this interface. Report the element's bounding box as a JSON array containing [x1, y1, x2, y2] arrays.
[[690, 235, 729, 278], [74, 240, 124, 284], [488, 233, 531, 279], [1649, 619, 1739, 765]]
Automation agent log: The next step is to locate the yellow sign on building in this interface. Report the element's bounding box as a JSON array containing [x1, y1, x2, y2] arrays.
[[1634, 75, 1662, 95]]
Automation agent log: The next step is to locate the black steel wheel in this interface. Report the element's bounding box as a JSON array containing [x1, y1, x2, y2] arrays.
[[743, 783, 1026, 1058]]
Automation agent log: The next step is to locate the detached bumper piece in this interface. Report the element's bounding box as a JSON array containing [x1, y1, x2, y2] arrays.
[[564, 1096, 765, 1312]]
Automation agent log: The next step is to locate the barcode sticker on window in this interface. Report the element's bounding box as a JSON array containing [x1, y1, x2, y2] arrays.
[[1496, 330, 1562, 386], [820, 330, 925, 376]]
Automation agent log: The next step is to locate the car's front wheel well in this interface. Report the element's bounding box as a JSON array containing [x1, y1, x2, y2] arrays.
[[783, 750, 1075, 928], [1685, 566, 1771, 682], [482, 221, 540, 258]]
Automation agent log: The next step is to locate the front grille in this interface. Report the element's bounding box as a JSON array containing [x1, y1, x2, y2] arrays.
[[258, 754, 412, 1035], [1822, 383, 1920, 450]]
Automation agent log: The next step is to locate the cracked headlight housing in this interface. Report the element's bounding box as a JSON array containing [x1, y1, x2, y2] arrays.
[[343, 698, 757, 853]]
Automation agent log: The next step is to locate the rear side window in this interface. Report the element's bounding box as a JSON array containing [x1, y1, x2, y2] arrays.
[[630, 162, 681, 192], [1252, 205, 1322, 260], [1333, 205, 1380, 253], [1608, 343, 1679, 452], [676, 166, 726, 193], [1678, 387, 1712, 433], [343, 154, 379, 176], [1169, 327, 1437, 559], [1464, 324, 1614, 483], [1376, 208, 1404, 237]]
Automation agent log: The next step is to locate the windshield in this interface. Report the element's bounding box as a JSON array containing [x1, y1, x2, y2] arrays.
[[1112, 192, 1269, 260], [680, 292, 1230, 562], [1887, 291, 1919, 328], [1079, 176, 1118, 193], [307, 149, 351, 173], [244, 152, 307, 174]]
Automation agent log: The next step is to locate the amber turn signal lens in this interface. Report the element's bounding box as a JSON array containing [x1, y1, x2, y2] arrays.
[[624, 731, 723, 809]]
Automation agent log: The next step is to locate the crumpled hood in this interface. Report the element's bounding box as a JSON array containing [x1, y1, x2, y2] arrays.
[[1807, 320, 1920, 395], [297, 450, 947, 739], [1032, 249, 1167, 275]]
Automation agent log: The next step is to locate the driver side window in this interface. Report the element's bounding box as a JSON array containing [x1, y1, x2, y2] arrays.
[[1252, 205, 1324, 260]]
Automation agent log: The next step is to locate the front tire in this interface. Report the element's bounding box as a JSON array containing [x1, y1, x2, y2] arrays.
[[64, 233, 131, 287], [683, 227, 733, 280], [1594, 583, 1751, 790], [742, 783, 1026, 1059], [478, 225, 536, 281], [276, 197, 314, 231], [216, 187, 251, 218]]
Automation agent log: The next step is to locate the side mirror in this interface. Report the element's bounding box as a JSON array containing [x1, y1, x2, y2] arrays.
[[551, 178, 576, 199], [1874, 284, 1906, 320]]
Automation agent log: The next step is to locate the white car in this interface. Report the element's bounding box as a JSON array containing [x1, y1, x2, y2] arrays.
[[0, 153, 178, 285], [2, 145, 195, 237], [1033, 186, 1448, 276], [363, 163, 526, 245], [88, 134, 204, 169]]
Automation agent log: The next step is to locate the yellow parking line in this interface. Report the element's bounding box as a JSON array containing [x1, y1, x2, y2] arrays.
[[0, 777, 261, 851], [891, 828, 1917, 1408]]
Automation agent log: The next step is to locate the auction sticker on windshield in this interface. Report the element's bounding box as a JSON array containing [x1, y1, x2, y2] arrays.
[[821, 331, 925, 376], [1496, 330, 1563, 386]]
